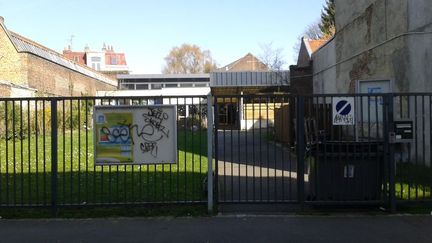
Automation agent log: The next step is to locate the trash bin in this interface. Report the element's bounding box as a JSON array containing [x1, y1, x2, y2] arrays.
[[307, 141, 384, 201]]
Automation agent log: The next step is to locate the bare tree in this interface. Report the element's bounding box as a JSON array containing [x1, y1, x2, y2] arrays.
[[162, 44, 217, 74], [292, 20, 323, 62], [258, 42, 286, 71]]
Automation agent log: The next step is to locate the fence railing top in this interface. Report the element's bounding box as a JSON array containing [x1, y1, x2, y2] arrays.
[[0, 95, 209, 101], [1, 92, 432, 101]]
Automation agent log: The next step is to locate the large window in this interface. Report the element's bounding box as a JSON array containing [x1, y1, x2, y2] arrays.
[[165, 83, 178, 88], [151, 84, 162, 89], [111, 57, 118, 65], [91, 57, 101, 62]]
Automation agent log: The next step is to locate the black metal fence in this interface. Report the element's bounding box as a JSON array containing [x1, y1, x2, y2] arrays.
[[214, 93, 432, 210], [0, 93, 430, 212], [0, 95, 209, 209]]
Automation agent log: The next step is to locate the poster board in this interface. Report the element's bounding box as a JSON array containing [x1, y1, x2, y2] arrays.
[[93, 105, 177, 165], [356, 79, 392, 123]]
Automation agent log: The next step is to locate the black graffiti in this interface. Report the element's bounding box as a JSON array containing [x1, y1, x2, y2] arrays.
[[114, 108, 171, 158], [142, 107, 170, 138], [100, 125, 130, 143], [140, 142, 158, 157]]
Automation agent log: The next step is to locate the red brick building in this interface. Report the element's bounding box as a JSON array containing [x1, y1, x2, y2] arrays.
[[63, 44, 129, 79]]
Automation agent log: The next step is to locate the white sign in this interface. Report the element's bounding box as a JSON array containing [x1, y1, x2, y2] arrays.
[[93, 105, 177, 165], [332, 97, 355, 125]]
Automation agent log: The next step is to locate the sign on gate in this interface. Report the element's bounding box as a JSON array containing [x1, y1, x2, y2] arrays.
[[332, 97, 355, 125], [93, 105, 177, 165]]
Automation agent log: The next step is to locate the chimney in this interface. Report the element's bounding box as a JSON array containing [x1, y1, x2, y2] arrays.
[[0, 16, 4, 24], [84, 44, 90, 52]]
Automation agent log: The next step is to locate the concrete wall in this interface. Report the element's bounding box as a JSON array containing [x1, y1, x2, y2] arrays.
[[313, 0, 432, 165], [335, 0, 377, 30], [312, 38, 336, 93], [313, 0, 432, 94]]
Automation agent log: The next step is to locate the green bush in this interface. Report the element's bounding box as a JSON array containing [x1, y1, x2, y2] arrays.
[[0, 100, 94, 140]]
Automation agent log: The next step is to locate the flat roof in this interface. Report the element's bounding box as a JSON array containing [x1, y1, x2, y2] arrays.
[[117, 73, 210, 79]]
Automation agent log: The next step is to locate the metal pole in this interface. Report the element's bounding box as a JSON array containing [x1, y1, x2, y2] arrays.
[[50, 99, 58, 216], [207, 94, 214, 213], [386, 93, 396, 213], [296, 96, 305, 208]]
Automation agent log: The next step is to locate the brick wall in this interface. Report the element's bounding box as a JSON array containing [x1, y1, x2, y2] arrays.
[[0, 84, 11, 97], [1, 24, 117, 97], [26, 54, 116, 96], [0, 25, 27, 86]]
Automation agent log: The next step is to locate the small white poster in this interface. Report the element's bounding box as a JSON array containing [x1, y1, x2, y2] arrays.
[[332, 97, 355, 125]]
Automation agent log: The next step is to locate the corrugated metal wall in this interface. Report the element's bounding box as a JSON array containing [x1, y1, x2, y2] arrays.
[[210, 71, 290, 87]]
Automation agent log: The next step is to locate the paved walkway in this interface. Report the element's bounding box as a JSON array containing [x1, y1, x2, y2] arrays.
[[217, 130, 299, 202], [0, 215, 431, 242]]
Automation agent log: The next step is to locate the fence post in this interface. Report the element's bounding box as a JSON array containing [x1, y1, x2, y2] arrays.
[[50, 99, 58, 216], [214, 97, 219, 208], [385, 94, 396, 213], [296, 96, 305, 208], [207, 94, 214, 214]]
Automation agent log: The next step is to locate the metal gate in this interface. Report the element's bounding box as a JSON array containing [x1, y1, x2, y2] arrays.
[[214, 93, 394, 208], [214, 94, 297, 203]]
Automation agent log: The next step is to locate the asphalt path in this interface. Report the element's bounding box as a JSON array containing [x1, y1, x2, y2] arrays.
[[0, 215, 431, 243]]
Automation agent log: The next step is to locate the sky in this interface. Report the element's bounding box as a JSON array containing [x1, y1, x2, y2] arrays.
[[0, 0, 326, 74]]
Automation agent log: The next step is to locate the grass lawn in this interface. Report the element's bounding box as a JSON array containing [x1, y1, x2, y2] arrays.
[[395, 162, 432, 200], [0, 129, 209, 207]]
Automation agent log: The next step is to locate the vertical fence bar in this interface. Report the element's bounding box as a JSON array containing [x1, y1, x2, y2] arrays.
[[214, 97, 219, 204], [5, 101, 9, 205], [296, 96, 305, 206], [207, 94, 214, 213], [19, 101, 23, 206], [51, 99, 58, 215], [12, 101, 16, 205], [27, 100, 31, 205], [385, 94, 396, 212]]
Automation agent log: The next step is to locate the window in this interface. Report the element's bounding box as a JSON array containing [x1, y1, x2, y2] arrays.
[[151, 84, 162, 89], [73, 56, 79, 62], [91, 57, 101, 62], [136, 84, 149, 90], [120, 83, 135, 90], [180, 83, 193, 87], [111, 57, 118, 65], [194, 83, 208, 87], [165, 83, 178, 88]]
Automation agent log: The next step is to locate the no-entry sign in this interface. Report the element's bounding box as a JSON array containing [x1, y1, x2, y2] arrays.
[[332, 97, 355, 125]]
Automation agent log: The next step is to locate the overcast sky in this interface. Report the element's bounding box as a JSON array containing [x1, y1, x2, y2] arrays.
[[1, 0, 326, 73]]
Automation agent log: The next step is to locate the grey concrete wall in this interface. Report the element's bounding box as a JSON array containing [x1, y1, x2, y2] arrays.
[[313, 0, 432, 165], [312, 39, 336, 93], [312, 0, 432, 94], [408, 0, 432, 31], [335, 0, 376, 30]]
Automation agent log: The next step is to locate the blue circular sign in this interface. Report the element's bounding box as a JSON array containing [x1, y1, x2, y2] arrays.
[[336, 100, 351, 116]]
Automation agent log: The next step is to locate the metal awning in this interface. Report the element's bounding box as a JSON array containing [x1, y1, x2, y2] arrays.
[[210, 71, 289, 87]]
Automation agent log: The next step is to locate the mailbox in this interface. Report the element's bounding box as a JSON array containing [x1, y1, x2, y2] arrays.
[[393, 120, 414, 143]]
